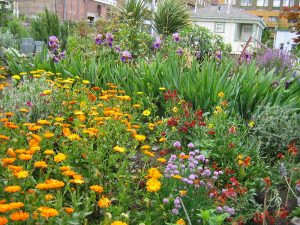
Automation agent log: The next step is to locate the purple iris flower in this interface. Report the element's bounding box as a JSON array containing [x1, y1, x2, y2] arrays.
[[121, 50, 132, 62], [172, 32, 180, 42], [176, 47, 183, 56], [48, 36, 59, 52], [95, 34, 103, 45], [106, 32, 114, 47], [153, 37, 162, 49]]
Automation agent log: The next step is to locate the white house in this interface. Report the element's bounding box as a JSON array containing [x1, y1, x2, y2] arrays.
[[274, 30, 298, 52], [190, 5, 266, 54]]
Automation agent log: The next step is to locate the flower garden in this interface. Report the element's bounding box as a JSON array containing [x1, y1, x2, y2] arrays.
[[0, 1, 300, 225]]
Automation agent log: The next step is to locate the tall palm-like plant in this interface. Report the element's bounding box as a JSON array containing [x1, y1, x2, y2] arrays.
[[153, 0, 190, 35], [118, 0, 150, 26]]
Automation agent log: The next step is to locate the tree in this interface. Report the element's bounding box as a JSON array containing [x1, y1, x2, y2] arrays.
[[280, 6, 300, 44]]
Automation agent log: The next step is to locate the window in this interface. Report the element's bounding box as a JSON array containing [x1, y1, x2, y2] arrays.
[[97, 5, 102, 17], [240, 25, 252, 41], [107, 8, 111, 20], [273, 0, 280, 7], [241, 0, 252, 6], [187, 3, 195, 10], [280, 43, 284, 50], [215, 23, 225, 33], [269, 16, 279, 22], [256, 0, 268, 6], [283, 0, 294, 6]]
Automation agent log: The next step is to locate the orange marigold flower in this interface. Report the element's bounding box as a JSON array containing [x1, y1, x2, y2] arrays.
[[97, 196, 111, 208], [134, 134, 146, 141], [90, 185, 104, 193], [34, 161, 48, 168], [6, 148, 16, 157], [18, 154, 32, 161], [14, 170, 29, 178], [10, 211, 29, 221], [9, 202, 24, 210], [146, 178, 161, 192], [44, 131, 55, 138], [111, 221, 128, 225], [38, 119, 51, 125], [54, 153, 67, 162], [0, 134, 9, 140], [4, 186, 21, 193], [38, 206, 59, 218], [36, 179, 65, 190], [176, 219, 186, 225], [64, 207, 74, 214], [0, 216, 8, 225], [147, 168, 162, 179], [1, 157, 16, 166], [28, 125, 42, 131], [44, 150, 55, 155], [45, 194, 54, 201]]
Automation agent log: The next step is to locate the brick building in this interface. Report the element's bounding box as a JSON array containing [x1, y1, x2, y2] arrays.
[[14, 0, 116, 21]]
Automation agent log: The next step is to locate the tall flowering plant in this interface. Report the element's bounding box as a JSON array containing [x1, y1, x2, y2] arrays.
[[48, 36, 65, 63]]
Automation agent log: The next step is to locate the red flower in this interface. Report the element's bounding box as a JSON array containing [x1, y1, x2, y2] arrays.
[[277, 153, 284, 159], [263, 177, 272, 188], [288, 142, 298, 156]]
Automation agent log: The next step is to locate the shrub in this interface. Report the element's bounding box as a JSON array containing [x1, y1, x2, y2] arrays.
[[255, 48, 296, 76], [153, 0, 190, 35], [251, 106, 300, 161]]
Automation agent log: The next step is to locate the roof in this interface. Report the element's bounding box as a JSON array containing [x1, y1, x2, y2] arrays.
[[190, 5, 266, 28]]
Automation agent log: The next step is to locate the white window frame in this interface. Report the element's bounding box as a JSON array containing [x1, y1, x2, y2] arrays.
[[256, 0, 268, 6], [240, 25, 253, 41], [241, 0, 252, 6], [273, 0, 281, 7], [215, 23, 225, 33]]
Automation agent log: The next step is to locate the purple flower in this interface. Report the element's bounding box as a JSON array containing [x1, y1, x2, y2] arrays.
[[163, 198, 169, 204], [215, 50, 222, 60], [172, 208, 179, 215], [48, 36, 59, 52], [189, 174, 197, 180], [202, 169, 211, 177], [174, 197, 180, 205], [106, 32, 114, 47], [95, 34, 103, 45], [197, 154, 205, 162], [173, 32, 180, 42], [226, 207, 235, 215], [176, 47, 183, 56], [26, 101, 33, 107], [121, 50, 132, 62], [114, 45, 121, 53], [216, 206, 223, 213], [153, 37, 162, 49], [188, 143, 194, 148], [173, 141, 181, 148], [53, 55, 60, 63]]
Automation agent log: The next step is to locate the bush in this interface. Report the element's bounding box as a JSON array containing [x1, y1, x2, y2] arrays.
[[154, 0, 190, 35], [251, 106, 300, 161]]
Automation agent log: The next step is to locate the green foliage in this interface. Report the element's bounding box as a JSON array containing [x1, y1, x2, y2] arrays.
[[251, 106, 300, 160], [0, 28, 17, 50], [261, 28, 272, 47], [118, 0, 150, 25], [6, 18, 29, 39], [154, 0, 190, 35], [180, 26, 226, 59], [30, 8, 74, 49], [0, 3, 12, 27], [197, 209, 229, 225]]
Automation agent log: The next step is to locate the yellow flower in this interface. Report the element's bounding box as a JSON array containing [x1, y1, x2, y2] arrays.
[[38, 206, 59, 218], [90, 185, 104, 193], [159, 87, 166, 91], [34, 161, 48, 168], [134, 134, 146, 141], [54, 153, 67, 162], [67, 134, 82, 141], [44, 131, 55, 138], [157, 158, 167, 163], [179, 190, 187, 196], [172, 107, 178, 113], [147, 168, 162, 179], [113, 146, 126, 153], [111, 221, 128, 225], [143, 150, 155, 157], [12, 75, 21, 80], [176, 219, 186, 225], [19, 108, 29, 113], [218, 92, 225, 98], [44, 150, 55, 155], [141, 145, 151, 150], [45, 194, 54, 201], [82, 80, 90, 84], [248, 121, 255, 128], [14, 170, 29, 178], [159, 137, 166, 142], [42, 90, 52, 95], [4, 186, 21, 193], [142, 110, 151, 116], [146, 178, 161, 192], [208, 123, 214, 129], [38, 119, 51, 125], [97, 196, 111, 208]]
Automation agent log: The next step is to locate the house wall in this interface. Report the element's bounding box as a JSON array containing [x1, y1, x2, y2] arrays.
[[194, 21, 262, 54], [274, 31, 298, 51], [15, 0, 113, 21]]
